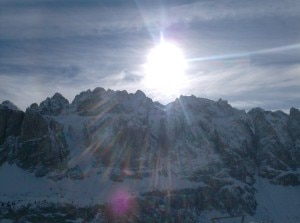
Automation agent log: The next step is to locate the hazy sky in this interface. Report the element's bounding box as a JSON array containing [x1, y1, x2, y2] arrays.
[[1, 0, 300, 111]]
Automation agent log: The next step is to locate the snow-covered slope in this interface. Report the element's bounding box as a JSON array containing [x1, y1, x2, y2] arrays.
[[0, 88, 299, 222]]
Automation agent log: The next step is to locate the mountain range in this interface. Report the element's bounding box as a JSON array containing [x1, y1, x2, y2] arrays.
[[0, 87, 300, 223]]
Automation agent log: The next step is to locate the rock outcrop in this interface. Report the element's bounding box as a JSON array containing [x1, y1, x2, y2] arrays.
[[0, 98, 68, 176], [0, 88, 299, 216]]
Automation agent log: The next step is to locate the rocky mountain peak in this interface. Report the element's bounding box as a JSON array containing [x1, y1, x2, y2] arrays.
[[70, 88, 153, 116], [71, 89, 93, 106], [51, 92, 68, 102], [290, 107, 300, 116], [92, 87, 105, 95], [173, 95, 239, 117], [134, 89, 146, 98], [0, 87, 300, 222], [0, 100, 20, 111], [37, 92, 69, 115]]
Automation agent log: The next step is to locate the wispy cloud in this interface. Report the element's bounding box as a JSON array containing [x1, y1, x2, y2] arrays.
[[0, 0, 299, 111], [182, 61, 300, 111], [169, 0, 300, 21]]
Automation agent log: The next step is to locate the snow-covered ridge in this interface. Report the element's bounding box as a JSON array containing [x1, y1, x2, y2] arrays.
[[0, 87, 300, 222]]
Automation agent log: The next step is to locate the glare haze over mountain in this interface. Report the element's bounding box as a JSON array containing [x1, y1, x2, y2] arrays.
[[0, 0, 300, 111]]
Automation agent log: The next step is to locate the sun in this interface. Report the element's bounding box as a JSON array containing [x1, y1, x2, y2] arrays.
[[144, 41, 187, 95]]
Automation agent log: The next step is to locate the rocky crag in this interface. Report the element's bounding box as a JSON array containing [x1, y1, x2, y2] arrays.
[[0, 87, 299, 222]]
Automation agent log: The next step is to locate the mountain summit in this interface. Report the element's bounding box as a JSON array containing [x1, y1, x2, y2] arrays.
[[0, 88, 300, 222]]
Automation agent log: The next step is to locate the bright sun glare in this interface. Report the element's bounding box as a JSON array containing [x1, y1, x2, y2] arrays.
[[144, 41, 186, 95]]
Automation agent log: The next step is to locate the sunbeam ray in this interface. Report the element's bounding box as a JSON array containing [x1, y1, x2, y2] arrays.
[[187, 43, 300, 62]]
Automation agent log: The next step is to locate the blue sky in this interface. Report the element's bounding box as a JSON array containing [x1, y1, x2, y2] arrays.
[[0, 0, 300, 111]]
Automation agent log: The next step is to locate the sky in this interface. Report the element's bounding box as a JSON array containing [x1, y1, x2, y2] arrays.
[[0, 0, 300, 112]]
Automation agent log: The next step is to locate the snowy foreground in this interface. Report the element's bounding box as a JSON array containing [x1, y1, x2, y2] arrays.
[[1, 163, 300, 223], [1, 89, 300, 222]]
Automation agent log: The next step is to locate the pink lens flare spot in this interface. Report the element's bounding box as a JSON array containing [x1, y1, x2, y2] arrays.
[[110, 190, 131, 216]]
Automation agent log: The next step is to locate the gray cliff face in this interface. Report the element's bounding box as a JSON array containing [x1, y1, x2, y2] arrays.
[[248, 108, 300, 185], [163, 96, 257, 214], [0, 104, 24, 165], [288, 107, 300, 141], [0, 104, 24, 145], [0, 89, 299, 216], [0, 101, 68, 176]]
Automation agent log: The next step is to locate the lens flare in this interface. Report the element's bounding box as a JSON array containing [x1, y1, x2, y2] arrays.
[[109, 189, 132, 216]]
